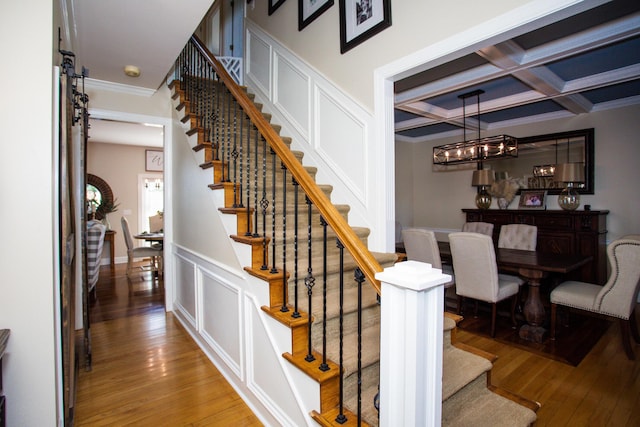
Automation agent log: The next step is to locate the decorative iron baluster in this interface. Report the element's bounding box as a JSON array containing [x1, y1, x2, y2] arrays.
[[336, 238, 347, 424], [292, 177, 301, 319], [270, 148, 278, 274], [355, 267, 365, 425], [251, 125, 260, 237], [260, 135, 269, 270], [231, 100, 239, 207], [213, 73, 221, 162], [244, 117, 252, 235], [280, 163, 289, 313], [237, 105, 244, 208], [224, 87, 232, 182], [315, 214, 326, 367]]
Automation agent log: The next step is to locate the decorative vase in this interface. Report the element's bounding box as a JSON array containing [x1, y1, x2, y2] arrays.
[[102, 214, 111, 230], [497, 198, 510, 210]]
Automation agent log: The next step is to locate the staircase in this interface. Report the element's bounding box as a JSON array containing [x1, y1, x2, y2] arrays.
[[169, 35, 539, 426]]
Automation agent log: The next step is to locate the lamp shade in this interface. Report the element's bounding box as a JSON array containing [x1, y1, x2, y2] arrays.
[[554, 163, 585, 183], [472, 169, 495, 187]]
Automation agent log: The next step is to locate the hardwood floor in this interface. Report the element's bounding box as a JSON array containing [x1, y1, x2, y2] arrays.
[[454, 308, 640, 426], [73, 262, 262, 426], [74, 262, 640, 426]]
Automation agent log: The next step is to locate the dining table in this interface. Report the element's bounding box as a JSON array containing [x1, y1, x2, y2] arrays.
[[134, 232, 164, 244], [438, 241, 592, 343]]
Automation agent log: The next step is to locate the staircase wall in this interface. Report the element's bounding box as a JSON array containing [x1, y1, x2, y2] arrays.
[[169, 109, 318, 426], [244, 22, 385, 249]]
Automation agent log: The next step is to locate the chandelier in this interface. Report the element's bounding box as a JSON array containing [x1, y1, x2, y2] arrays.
[[432, 89, 518, 165]]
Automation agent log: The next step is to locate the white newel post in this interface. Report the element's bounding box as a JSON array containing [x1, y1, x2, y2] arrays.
[[376, 260, 451, 427]]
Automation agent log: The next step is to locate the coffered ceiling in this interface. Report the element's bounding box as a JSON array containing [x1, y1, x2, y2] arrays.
[[394, 0, 640, 142]]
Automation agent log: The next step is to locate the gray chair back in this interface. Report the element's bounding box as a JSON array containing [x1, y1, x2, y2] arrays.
[[402, 228, 442, 269], [462, 221, 494, 236], [449, 232, 500, 302], [498, 224, 537, 251]]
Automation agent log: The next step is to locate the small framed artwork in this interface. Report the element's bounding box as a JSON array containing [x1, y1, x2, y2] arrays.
[[518, 190, 547, 210], [269, 0, 287, 15], [145, 150, 164, 172], [339, 0, 391, 54], [299, 0, 334, 31]]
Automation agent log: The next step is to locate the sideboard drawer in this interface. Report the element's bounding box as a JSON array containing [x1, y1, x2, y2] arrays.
[[535, 215, 573, 230]]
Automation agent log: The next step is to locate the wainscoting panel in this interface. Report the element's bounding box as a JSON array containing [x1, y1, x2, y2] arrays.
[[174, 254, 197, 326], [244, 294, 309, 426], [246, 30, 272, 99], [315, 86, 366, 203], [274, 52, 310, 139], [245, 22, 374, 230], [200, 267, 243, 379]]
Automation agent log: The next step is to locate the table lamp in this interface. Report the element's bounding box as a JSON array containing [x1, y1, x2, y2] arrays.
[[472, 169, 495, 210], [554, 163, 584, 210]]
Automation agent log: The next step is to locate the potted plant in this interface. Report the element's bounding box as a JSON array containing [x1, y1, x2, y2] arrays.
[[97, 198, 119, 229]]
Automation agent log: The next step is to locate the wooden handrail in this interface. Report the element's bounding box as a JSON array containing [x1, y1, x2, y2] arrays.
[[189, 35, 383, 292]]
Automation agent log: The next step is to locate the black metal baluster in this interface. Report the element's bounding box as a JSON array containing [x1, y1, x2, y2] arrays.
[[260, 135, 268, 270], [232, 101, 239, 207], [225, 88, 232, 182], [245, 117, 252, 235], [317, 214, 327, 369], [280, 163, 289, 313], [292, 178, 301, 319], [355, 268, 365, 425], [270, 148, 278, 274], [336, 238, 347, 424], [252, 125, 260, 238]]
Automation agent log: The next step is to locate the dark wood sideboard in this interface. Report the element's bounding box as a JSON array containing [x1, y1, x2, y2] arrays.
[[462, 209, 609, 285]]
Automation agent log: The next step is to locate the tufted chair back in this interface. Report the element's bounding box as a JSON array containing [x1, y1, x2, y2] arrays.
[[596, 239, 640, 318], [498, 224, 538, 251], [462, 221, 494, 236]]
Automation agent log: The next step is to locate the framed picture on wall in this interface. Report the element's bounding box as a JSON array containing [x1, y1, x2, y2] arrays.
[[145, 150, 164, 172], [339, 0, 391, 53], [518, 190, 547, 210], [299, 0, 334, 30], [269, 0, 287, 15]]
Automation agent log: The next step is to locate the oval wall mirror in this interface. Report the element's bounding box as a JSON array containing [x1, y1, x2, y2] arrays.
[[86, 174, 114, 220]]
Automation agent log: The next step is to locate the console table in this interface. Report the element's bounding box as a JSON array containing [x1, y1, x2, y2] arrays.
[[104, 230, 116, 268], [462, 209, 608, 285]]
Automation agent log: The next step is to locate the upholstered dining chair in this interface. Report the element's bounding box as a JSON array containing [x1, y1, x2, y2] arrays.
[[449, 232, 521, 337], [121, 216, 163, 278], [550, 238, 640, 360], [462, 221, 494, 236], [401, 228, 455, 288], [498, 224, 538, 251]]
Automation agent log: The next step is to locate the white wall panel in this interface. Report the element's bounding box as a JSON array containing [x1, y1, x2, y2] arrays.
[[274, 53, 310, 139], [247, 31, 271, 98], [245, 296, 310, 426], [200, 268, 242, 378], [316, 87, 366, 203], [245, 23, 374, 232], [175, 254, 196, 324]]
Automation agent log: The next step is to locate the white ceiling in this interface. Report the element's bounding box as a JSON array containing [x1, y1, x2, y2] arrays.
[[89, 119, 164, 147], [69, 0, 214, 147]]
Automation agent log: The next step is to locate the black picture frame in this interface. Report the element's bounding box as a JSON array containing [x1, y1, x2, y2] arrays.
[[339, 0, 391, 53], [518, 190, 547, 210], [299, 0, 334, 31], [269, 0, 287, 15]]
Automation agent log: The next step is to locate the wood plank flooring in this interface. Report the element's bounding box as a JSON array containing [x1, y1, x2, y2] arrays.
[[73, 263, 262, 426], [74, 262, 640, 426]]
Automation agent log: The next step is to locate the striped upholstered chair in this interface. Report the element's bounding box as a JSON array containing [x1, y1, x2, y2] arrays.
[[87, 219, 107, 293]]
